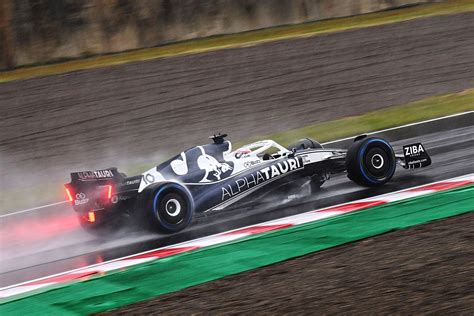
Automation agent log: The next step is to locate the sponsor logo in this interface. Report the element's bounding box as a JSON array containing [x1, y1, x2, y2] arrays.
[[78, 169, 114, 180], [403, 143, 430, 169], [404, 144, 425, 157], [74, 192, 89, 205], [198, 154, 233, 182], [76, 192, 86, 199], [244, 160, 261, 168], [221, 157, 302, 201], [407, 158, 429, 166], [111, 194, 129, 204], [235, 149, 251, 159], [124, 179, 141, 186]]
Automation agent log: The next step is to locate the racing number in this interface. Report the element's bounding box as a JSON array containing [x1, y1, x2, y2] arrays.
[[142, 173, 155, 185]]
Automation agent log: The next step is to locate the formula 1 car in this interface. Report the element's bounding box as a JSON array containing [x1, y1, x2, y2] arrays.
[[65, 134, 431, 233]]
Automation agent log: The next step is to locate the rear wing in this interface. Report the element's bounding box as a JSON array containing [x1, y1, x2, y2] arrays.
[[65, 168, 125, 213], [70, 167, 124, 183]]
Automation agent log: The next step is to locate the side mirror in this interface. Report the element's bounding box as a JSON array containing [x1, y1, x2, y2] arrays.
[[288, 148, 296, 158]]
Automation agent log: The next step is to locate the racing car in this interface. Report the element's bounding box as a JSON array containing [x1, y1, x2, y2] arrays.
[[65, 134, 431, 233]]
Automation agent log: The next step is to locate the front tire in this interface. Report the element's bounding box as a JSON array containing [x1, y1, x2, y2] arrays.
[[346, 137, 396, 187], [147, 184, 194, 233]]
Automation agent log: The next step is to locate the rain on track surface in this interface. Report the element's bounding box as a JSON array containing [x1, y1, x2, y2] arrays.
[[1, 11, 473, 287], [1, 122, 473, 287]]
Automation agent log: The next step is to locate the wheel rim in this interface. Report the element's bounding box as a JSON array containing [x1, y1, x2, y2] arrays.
[[371, 154, 384, 169], [155, 192, 188, 225], [363, 146, 392, 180], [165, 199, 181, 217]]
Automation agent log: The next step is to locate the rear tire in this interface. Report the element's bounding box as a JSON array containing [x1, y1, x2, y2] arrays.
[[346, 137, 396, 187], [147, 184, 194, 233]]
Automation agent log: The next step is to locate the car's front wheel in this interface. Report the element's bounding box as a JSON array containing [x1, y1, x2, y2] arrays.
[[345, 137, 396, 187]]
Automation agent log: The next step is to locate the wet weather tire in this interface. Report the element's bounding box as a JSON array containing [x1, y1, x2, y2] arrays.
[[148, 185, 194, 233], [346, 137, 396, 187]]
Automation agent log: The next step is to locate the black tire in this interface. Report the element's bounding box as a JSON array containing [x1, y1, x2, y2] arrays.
[[345, 137, 396, 187], [288, 138, 323, 151], [147, 184, 194, 233]]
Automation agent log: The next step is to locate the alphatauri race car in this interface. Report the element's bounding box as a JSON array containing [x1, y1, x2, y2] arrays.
[[65, 134, 431, 233]]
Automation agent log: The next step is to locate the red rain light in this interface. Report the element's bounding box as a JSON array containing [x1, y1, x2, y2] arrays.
[[65, 187, 73, 202], [106, 185, 113, 199], [88, 211, 96, 223]]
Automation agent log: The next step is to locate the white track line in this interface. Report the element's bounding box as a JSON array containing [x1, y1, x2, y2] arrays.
[[1, 111, 472, 218], [0, 200, 68, 218]]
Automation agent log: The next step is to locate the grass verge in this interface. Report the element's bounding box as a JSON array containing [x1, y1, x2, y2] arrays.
[[1, 0, 473, 83], [1, 89, 472, 215], [251, 89, 474, 147]]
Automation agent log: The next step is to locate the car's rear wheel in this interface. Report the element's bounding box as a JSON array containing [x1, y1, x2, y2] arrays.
[[345, 137, 396, 187], [147, 185, 194, 233]]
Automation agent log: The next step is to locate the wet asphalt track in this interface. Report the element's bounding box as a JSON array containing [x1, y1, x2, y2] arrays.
[[1, 11, 474, 289], [1, 113, 472, 288]]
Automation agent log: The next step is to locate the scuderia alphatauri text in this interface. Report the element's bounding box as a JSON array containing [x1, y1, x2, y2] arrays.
[[221, 156, 303, 201]]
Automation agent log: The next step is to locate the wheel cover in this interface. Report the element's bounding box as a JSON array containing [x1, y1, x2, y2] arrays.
[[371, 154, 384, 169], [364, 147, 390, 179]]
